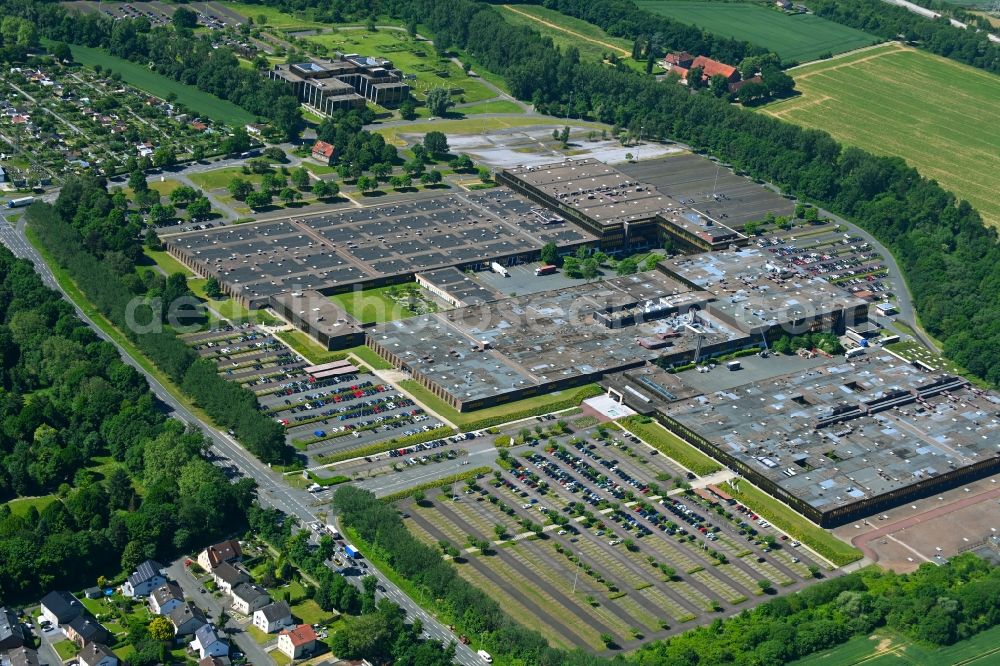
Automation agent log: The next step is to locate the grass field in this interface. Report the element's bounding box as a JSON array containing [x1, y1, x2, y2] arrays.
[[794, 625, 1000, 665], [499, 4, 640, 68], [720, 480, 862, 567], [218, 1, 329, 29], [301, 28, 497, 103], [188, 166, 267, 191], [616, 416, 722, 476], [765, 43, 1000, 228], [457, 100, 525, 115], [636, 1, 880, 63], [65, 44, 256, 125], [140, 248, 194, 277], [5, 495, 58, 516], [329, 285, 416, 324]]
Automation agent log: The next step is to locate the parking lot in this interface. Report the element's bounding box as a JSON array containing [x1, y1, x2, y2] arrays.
[[181, 323, 446, 466], [67, 1, 245, 29], [398, 423, 826, 652], [762, 224, 892, 301]]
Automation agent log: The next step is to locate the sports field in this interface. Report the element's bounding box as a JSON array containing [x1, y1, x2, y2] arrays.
[[636, 1, 880, 63], [66, 44, 256, 125], [793, 624, 1000, 665], [764, 43, 1000, 228]]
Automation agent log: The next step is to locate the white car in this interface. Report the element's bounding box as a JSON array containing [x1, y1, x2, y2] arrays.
[[477, 650, 493, 663]]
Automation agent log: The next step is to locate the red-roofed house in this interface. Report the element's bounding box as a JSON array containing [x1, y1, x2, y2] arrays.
[[663, 52, 740, 85], [311, 140, 337, 165], [277, 625, 317, 659]]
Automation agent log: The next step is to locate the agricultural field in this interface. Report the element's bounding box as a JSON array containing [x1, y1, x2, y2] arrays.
[[764, 43, 1000, 228], [300, 28, 497, 103], [498, 5, 647, 70], [66, 44, 256, 125], [398, 424, 826, 651], [793, 624, 1000, 665], [636, 1, 880, 63]]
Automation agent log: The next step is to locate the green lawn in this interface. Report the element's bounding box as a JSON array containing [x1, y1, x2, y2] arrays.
[[301, 28, 497, 103], [246, 625, 275, 645], [498, 4, 641, 68], [793, 625, 1000, 665], [764, 43, 1000, 229], [5, 495, 57, 517], [885, 339, 984, 387], [458, 100, 525, 115], [329, 285, 416, 324], [347, 345, 393, 371], [188, 167, 265, 191], [140, 248, 194, 278], [291, 599, 338, 625], [53, 640, 79, 660], [275, 330, 348, 365], [65, 44, 256, 125], [636, 1, 880, 63], [148, 179, 185, 197], [397, 380, 602, 430], [616, 416, 722, 476], [720, 479, 862, 567]]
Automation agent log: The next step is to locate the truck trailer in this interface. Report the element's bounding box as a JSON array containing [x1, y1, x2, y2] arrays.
[[344, 544, 360, 559], [6, 196, 34, 208]]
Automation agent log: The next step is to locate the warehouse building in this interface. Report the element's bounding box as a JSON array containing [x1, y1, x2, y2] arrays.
[[269, 290, 365, 351], [656, 354, 1000, 526], [167, 189, 596, 307], [498, 158, 746, 251], [368, 272, 742, 411]]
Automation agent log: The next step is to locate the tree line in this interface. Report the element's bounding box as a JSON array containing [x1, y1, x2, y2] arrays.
[[808, 0, 1000, 75], [5, 0, 302, 139], [0, 244, 255, 602], [26, 177, 292, 463]]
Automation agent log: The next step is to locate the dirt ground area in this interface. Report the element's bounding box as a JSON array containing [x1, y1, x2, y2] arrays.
[[834, 472, 1000, 573]]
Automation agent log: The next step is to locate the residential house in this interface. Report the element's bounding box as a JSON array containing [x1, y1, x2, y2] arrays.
[[122, 560, 166, 598], [0, 608, 24, 649], [78, 643, 118, 666], [198, 658, 228, 666], [198, 540, 242, 571], [39, 591, 82, 626], [66, 616, 109, 647], [311, 140, 336, 165], [776, 0, 792, 8], [149, 582, 185, 616], [170, 603, 208, 637], [190, 625, 228, 659], [211, 562, 249, 595], [190, 120, 208, 132], [252, 601, 292, 634], [6, 647, 39, 666], [277, 625, 317, 659], [245, 123, 265, 136], [0, 166, 6, 183], [662, 52, 740, 85], [230, 583, 270, 616]]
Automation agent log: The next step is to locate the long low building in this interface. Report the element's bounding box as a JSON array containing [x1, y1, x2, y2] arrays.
[[167, 189, 597, 308], [268, 290, 365, 351], [655, 354, 1000, 526], [498, 158, 746, 251], [368, 271, 745, 411]]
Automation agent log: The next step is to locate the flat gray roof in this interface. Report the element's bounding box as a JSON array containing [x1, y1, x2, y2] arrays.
[[665, 353, 1000, 512], [167, 189, 596, 306], [269, 290, 362, 339], [370, 272, 743, 404]]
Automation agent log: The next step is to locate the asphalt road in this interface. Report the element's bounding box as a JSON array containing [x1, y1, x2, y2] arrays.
[[0, 214, 487, 666]]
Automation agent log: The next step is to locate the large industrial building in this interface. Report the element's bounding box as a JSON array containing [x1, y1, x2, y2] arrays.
[[649, 355, 1000, 526], [498, 158, 746, 251], [268, 54, 410, 113], [167, 189, 596, 308], [367, 271, 737, 411]]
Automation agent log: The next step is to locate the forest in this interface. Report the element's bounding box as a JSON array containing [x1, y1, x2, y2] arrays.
[[807, 0, 1000, 75], [333, 486, 1000, 665], [26, 176, 292, 464], [0, 245, 255, 601]]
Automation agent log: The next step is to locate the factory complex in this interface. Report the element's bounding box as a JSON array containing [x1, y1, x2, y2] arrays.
[[165, 157, 1000, 527]]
